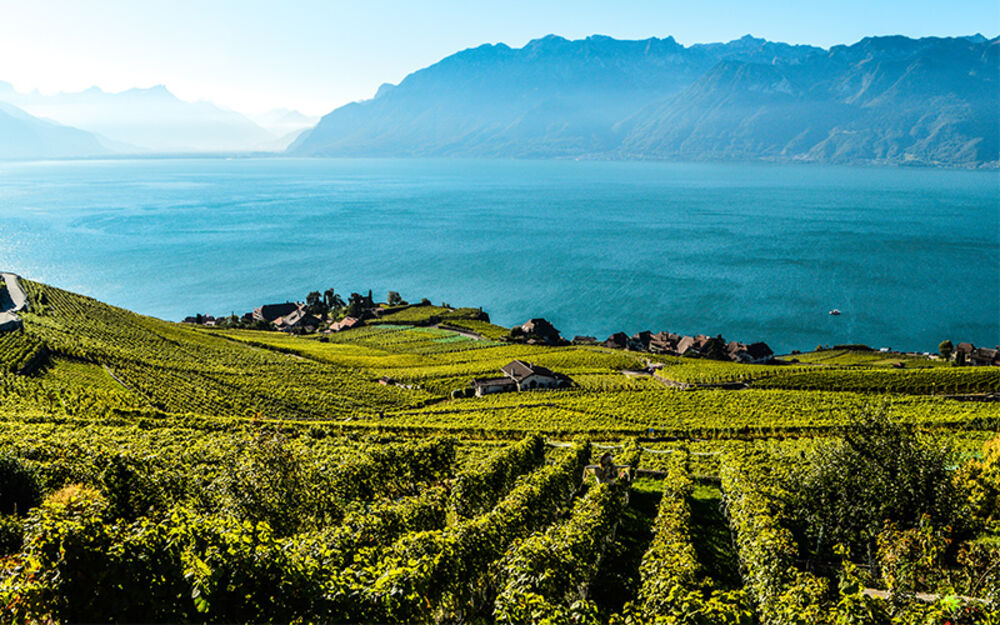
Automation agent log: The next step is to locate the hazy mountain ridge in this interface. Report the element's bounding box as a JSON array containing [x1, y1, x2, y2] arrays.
[[291, 34, 999, 167], [0, 100, 110, 160], [0, 83, 280, 153]]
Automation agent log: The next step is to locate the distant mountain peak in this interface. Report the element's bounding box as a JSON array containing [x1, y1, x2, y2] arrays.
[[0, 81, 276, 153], [123, 84, 174, 97]]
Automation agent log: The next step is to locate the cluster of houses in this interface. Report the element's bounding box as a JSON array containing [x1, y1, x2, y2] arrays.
[[573, 330, 775, 364], [955, 342, 1000, 367], [470, 360, 573, 397], [184, 301, 374, 334]]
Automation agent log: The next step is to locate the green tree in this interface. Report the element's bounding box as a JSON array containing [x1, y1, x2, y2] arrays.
[[305, 291, 328, 316], [939, 340, 954, 360], [387, 291, 403, 306], [792, 406, 959, 567], [222, 431, 312, 536], [704, 335, 728, 360]]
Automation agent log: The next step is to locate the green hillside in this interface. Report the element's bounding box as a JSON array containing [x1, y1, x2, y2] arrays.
[[0, 280, 997, 623]]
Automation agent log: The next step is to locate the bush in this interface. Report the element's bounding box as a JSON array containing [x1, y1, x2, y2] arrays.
[[221, 430, 312, 536], [0, 453, 42, 516], [791, 407, 960, 565], [0, 514, 23, 556], [954, 437, 1000, 535]]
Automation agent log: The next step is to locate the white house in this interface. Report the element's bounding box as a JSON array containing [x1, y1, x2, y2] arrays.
[[471, 360, 571, 397]]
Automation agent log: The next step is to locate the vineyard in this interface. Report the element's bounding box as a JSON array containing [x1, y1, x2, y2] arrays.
[[0, 279, 997, 623]]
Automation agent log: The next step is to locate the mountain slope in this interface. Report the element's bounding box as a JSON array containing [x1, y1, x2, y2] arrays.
[[620, 36, 999, 165], [291, 34, 998, 167], [0, 101, 109, 159], [290, 34, 812, 158], [0, 84, 276, 152]]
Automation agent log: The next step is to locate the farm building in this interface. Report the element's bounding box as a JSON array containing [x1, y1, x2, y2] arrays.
[[471, 360, 572, 397], [253, 302, 301, 323]]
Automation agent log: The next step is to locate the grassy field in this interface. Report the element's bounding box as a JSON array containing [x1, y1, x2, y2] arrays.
[[0, 280, 996, 623]]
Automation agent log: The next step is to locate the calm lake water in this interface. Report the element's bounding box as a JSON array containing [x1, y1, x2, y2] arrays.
[[0, 157, 996, 353]]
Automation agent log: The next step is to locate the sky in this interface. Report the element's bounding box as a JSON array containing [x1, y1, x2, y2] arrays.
[[0, 0, 996, 117]]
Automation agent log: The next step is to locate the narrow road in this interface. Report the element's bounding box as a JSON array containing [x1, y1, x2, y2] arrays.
[[0, 272, 28, 332], [1, 272, 28, 312]]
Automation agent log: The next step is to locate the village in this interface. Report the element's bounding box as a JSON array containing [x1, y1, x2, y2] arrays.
[[180, 289, 999, 402]]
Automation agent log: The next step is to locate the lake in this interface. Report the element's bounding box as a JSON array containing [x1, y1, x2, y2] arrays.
[[0, 157, 996, 353]]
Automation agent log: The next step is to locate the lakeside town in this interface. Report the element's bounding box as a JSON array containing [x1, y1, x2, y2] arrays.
[[180, 286, 1000, 369]]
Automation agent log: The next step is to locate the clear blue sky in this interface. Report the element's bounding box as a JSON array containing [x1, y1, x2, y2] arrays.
[[0, 0, 996, 116]]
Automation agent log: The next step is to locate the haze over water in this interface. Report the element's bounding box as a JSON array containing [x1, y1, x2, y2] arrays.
[[0, 157, 996, 353]]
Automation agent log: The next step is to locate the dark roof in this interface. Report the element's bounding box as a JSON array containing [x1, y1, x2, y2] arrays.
[[676, 336, 697, 354], [956, 342, 975, 354], [605, 332, 629, 347], [501, 360, 559, 382], [746, 342, 774, 360], [631, 331, 652, 345], [726, 341, 748, 354], [255, 302, 300, 322], [971, 347, 999, 361]]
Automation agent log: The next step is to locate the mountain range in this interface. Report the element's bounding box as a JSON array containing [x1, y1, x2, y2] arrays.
[[0, 100, 110, 160], [291, 34, 999, 167], [0, 83, 314, 154]]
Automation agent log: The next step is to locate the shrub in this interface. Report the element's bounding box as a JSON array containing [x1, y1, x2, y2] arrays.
[[791, 407, 960, 565], [0, 453, 42, 516], [0, 514, 23, 556]]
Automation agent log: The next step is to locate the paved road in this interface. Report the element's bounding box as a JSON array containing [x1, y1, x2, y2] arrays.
[[1, 273, 28, 312], [0, 272, 27, 332]]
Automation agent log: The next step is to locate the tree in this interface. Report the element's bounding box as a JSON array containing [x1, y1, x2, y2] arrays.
[[792, 406, 959, 566], [223, 430, 311, 537], [305, 291, 327, 316], [387, 291, 403, 306], [939, 340, 954, 361], [346, 293, 366, 318], [704, 334, 728, 360]]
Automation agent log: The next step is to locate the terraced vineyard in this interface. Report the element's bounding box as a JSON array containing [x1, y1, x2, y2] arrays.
[[0, 279, 997, 623]]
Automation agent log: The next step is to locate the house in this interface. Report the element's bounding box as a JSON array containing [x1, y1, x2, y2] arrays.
[[253, 302, 301, 323], [572, 335, 597, 345], [472, 377, 518, 396], [501, 360, 569, 391], [630, 331, 653, 351], [181, 314, 217, 326], [649, 332, 681, 354], [970, 346, 1000, 366], [675, 335, 697, 356], [604, 332, 629, 349], [328, 316, 363, 332], [727, 341, 774, 364], [745, 342, 774, 364], [274, 309, 321, 333], [517, 318, 563, 345], [471, 360, 572, 397]]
